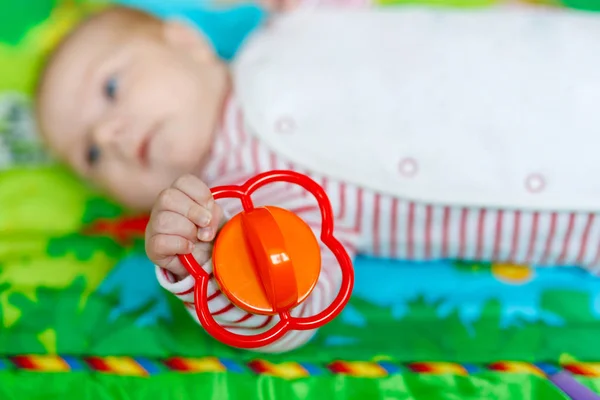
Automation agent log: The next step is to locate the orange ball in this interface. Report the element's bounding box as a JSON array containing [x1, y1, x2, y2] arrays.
[[212, 206, 321, 315]]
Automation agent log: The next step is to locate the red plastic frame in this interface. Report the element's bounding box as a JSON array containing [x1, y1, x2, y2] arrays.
[[178, 170, 354, 349]]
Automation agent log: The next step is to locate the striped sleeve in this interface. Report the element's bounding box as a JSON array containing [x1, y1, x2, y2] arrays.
[[155, 181, 359, 353], [353, 189, 600, 272]]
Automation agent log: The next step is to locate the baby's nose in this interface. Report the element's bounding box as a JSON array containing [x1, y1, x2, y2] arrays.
[[93, 117, 125, 147], [92, 117, 142, 163]]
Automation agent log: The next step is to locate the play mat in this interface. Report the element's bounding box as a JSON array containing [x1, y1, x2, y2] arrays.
[[4, 0, 600, 399]]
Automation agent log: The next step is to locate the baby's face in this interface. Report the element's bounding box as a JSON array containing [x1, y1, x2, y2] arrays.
[[37, 11, 229, 211]]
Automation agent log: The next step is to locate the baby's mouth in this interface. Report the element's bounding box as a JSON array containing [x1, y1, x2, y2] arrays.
[[138, 123, 159, 167], [138, 137, 150, 167]]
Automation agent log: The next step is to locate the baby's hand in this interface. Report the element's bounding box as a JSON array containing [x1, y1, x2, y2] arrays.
[[145, 174, 224, 280]]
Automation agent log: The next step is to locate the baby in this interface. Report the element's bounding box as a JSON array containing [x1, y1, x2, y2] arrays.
[[36, 4, 600, 352]]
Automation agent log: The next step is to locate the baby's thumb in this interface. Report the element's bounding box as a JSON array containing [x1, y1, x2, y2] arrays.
[[162, 256, 191, 280], [189, 241, 214, 272]]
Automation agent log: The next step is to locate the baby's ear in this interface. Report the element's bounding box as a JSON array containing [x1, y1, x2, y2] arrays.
[[162, 20, 215, 62]]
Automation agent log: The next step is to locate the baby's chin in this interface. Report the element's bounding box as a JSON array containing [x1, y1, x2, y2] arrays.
[[115, 191, 155, 212], [157, 137, 212, 176], [106, 162, 206, 211], [158, 151, 207, 179]]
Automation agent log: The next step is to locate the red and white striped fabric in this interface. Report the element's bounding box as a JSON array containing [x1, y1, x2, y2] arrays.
[[156, 95, 600, 353]]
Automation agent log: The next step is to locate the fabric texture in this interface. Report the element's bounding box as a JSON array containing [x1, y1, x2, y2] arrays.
[[234, 7, 600, 212]]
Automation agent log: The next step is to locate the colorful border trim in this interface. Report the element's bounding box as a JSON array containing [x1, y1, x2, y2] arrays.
[[2, 356, 600, 379]]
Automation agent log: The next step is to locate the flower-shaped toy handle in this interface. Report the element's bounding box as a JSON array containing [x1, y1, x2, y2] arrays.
[[177, 170, 354, 349]]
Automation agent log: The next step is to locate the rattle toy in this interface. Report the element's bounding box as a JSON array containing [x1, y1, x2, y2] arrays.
[[178, 170, 354, 349]]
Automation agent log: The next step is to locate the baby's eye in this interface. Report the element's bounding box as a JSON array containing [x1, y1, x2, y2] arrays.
[[86, 144, 101, 166], [103, 76, 118, 100]]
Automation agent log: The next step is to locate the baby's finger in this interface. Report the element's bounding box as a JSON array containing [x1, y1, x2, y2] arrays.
[[145, 233, 193, 266], [162, 257, 190, 278], [172, 174, 213, 209], [151, 211, 198, 241], [198, 202, 225, 242], [154, 186, 212, 228], [190, 240, 214, 267]]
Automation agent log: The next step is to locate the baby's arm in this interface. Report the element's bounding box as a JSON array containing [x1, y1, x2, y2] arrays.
[[146, 174, 357, 353]]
